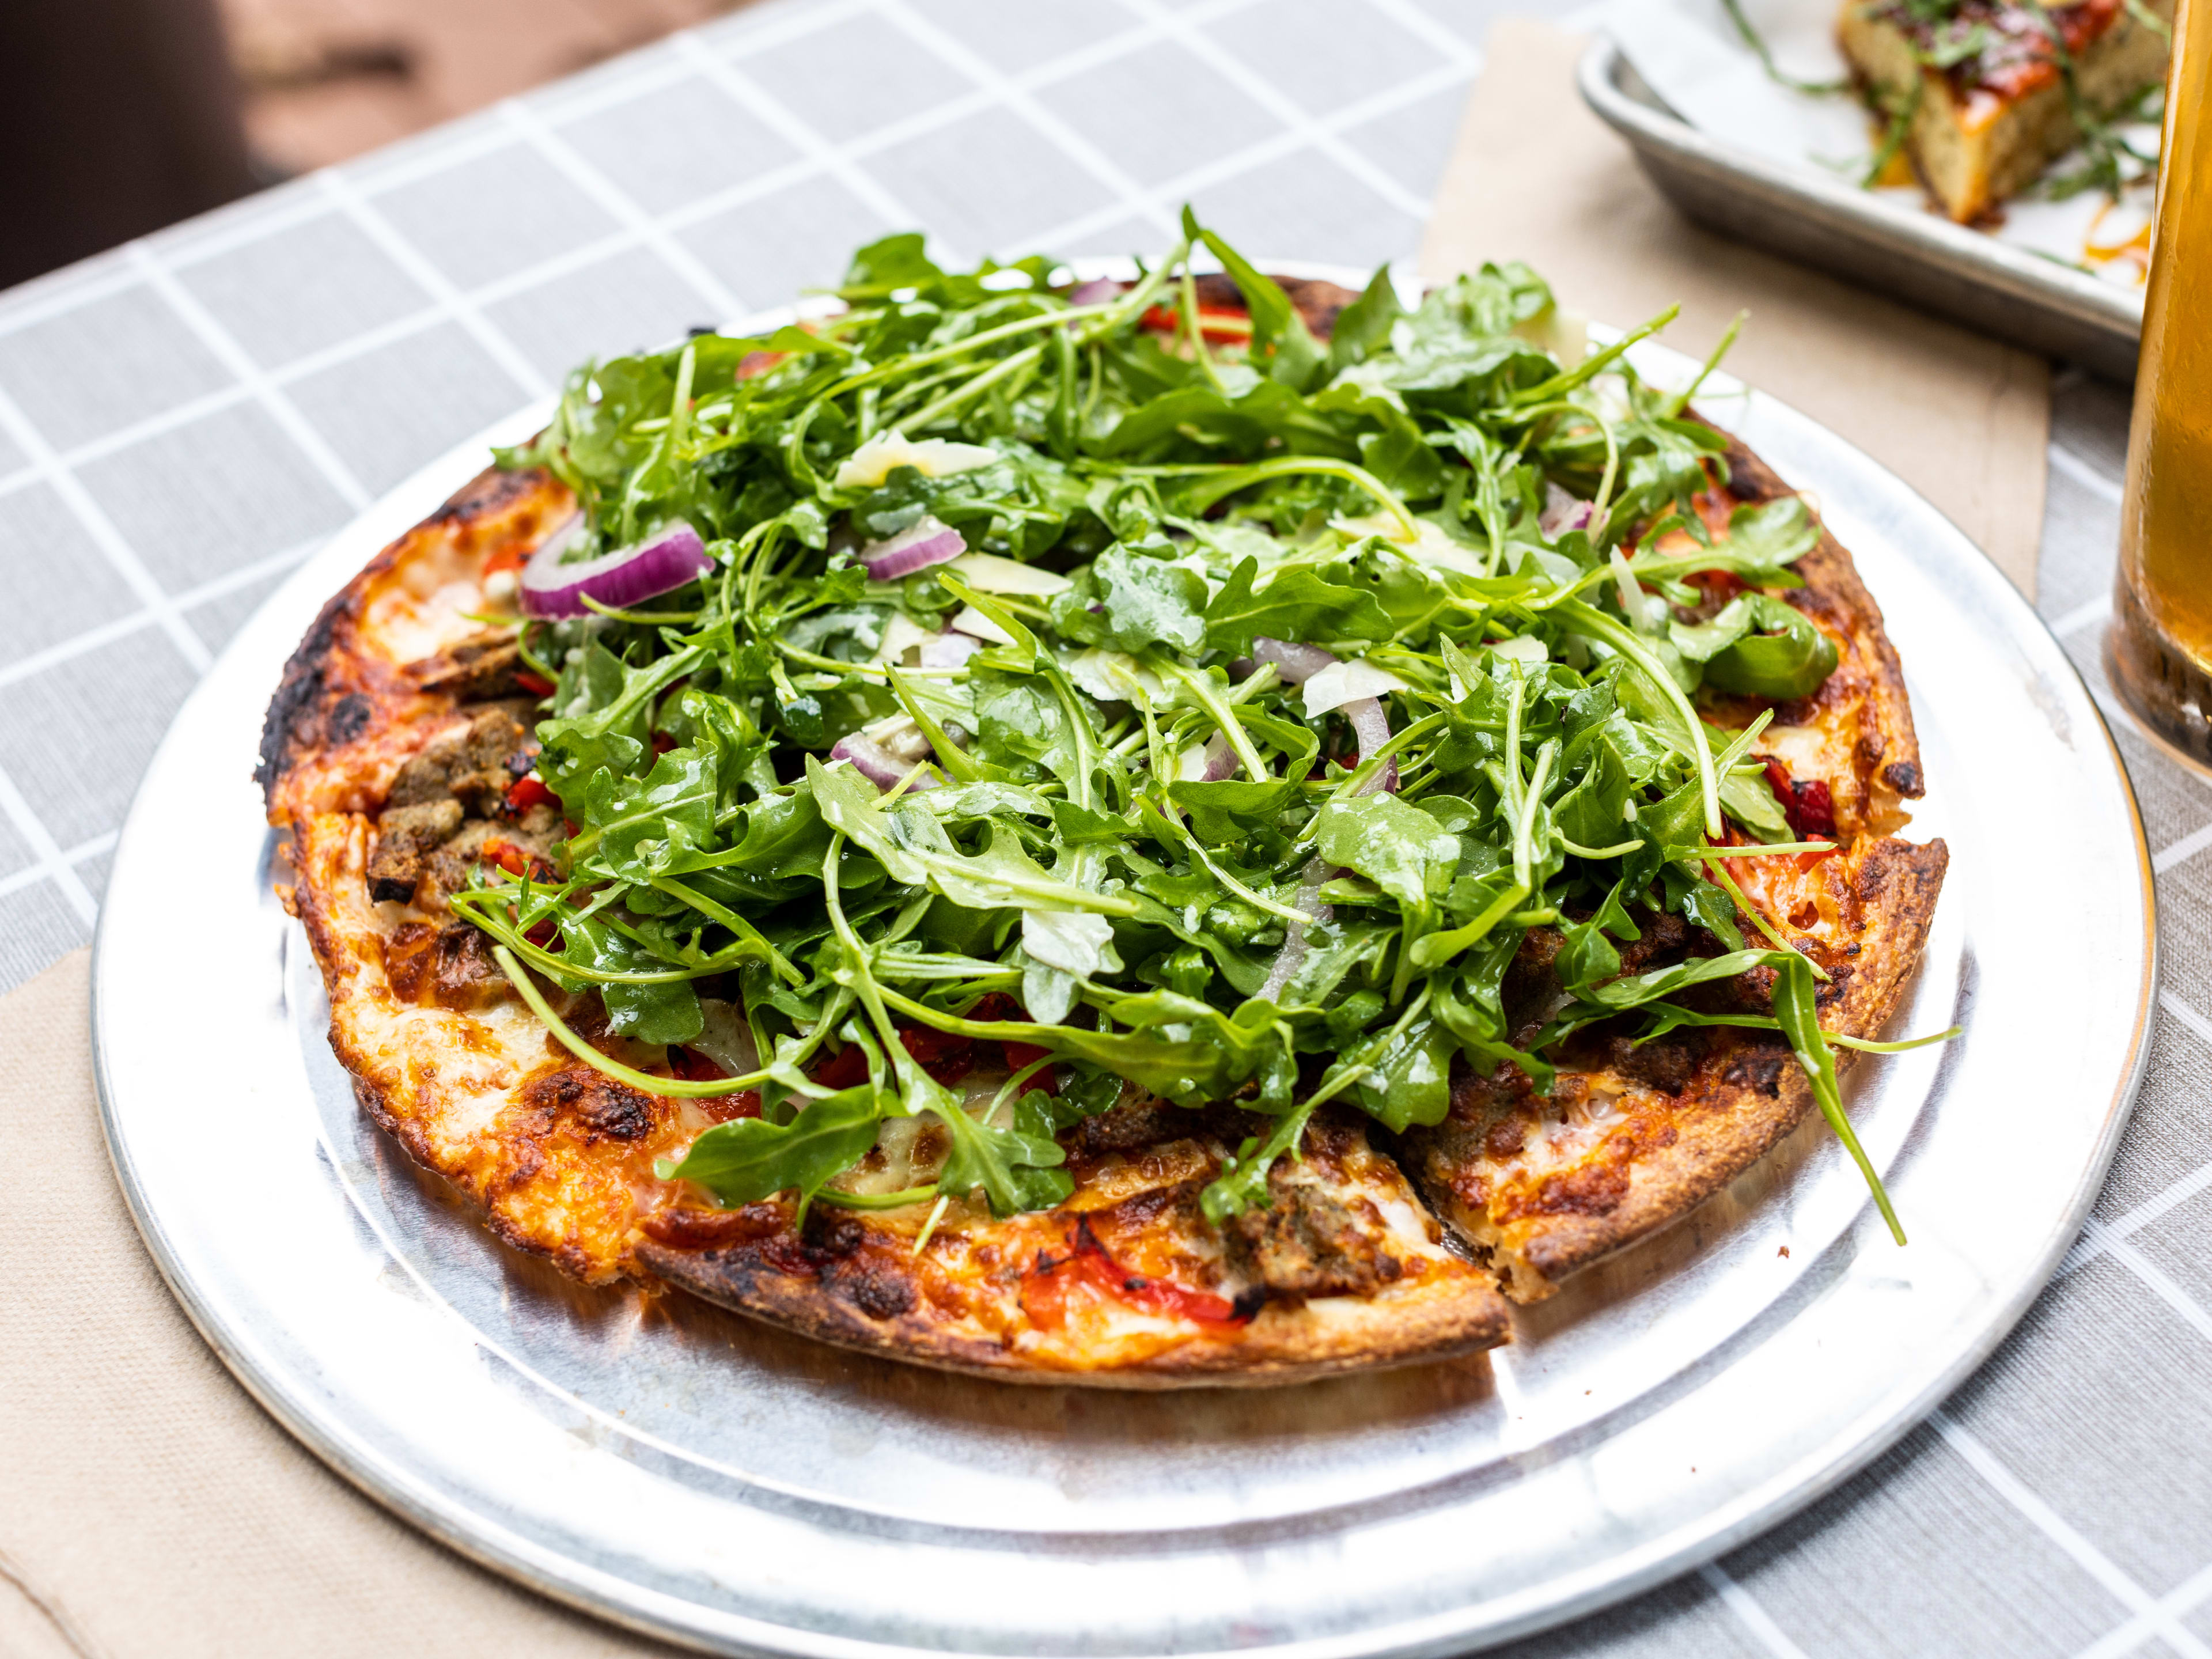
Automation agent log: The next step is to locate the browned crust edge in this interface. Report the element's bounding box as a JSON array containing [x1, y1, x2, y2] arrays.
[[258, 463, 558, 823], [1505, 835, 1949, 1286], [637, 1238, 1512, 1389]]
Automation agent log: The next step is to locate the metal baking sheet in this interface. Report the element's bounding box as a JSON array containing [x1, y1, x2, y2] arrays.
[[1580, 36, 2146, 380], [94, 262, 2154, 1656]]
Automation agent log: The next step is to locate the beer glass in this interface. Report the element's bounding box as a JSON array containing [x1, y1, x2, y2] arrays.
[[2112, 0, 2212, 764]]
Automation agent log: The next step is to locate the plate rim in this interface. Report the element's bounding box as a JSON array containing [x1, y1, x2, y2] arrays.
[[92, 257, 2158, 1657]]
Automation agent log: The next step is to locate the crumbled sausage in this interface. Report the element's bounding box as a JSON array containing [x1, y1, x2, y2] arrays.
[[429, 924, 506, 1010], [366, 798, 462, 903], [388, 704, 535, 817], [1721, 1043, 1791, 1097], [1224, 1181, 1402, 1300], [411, 633, 522, 701]]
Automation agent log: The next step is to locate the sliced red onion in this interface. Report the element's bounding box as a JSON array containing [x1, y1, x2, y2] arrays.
[[520, 518, 711, 620], [1343, 697, 1399, 795], [1175, 732, 1241, 784], [919, 628, 986, 669], [831, 733, 939, 792], [1067, 277, 1121, 306], [859, 514, 965, 581], [1252, 636, 1339, 685], [1258, 857, 1336, 1003], [1540, 484, 1594, 540]]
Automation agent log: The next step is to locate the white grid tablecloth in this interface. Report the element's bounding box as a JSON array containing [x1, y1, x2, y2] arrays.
[[2, 1, 2206, 1653]]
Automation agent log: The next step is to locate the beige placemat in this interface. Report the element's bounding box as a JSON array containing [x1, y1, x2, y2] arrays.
[[0, 949, 680, 1659], [1424, 18, 2049, 599]]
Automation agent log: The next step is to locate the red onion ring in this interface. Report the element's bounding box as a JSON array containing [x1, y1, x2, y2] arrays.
[[1539, 484, 1593, 540], [520, 518, 711, 619], [1067, 277, 1121, 306], [1343, 697, 1398, 794], [1252, 635, 1339, 684], [859, 515, 965, 581], [1253, 638, 1399, 793], [1258, 857, 1336, 1003], [1198, 733, 1237, 783]]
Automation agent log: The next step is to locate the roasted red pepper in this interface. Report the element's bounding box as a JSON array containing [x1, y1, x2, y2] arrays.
[[514, 670, 556, 698], [1686, 567, 1745, 603], [1138, 303, 1252, 343], [1021, 1218, 1248, 1331], [1762, 758, 1838, 854], [965, 991, 1059, 1092], [809, 1043, 870, 1092], [669, 1047, 763, 1120], [809, 1024, 979, 1089], [504, 774, 556, 815], [479, 837, 556, 881]]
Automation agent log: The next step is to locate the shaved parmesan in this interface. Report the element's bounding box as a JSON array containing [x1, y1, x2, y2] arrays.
[[1302, 658, 1407, 718], [1063, 647, 1166, 707], [833, 430, 999, 488], [946, 552, 1071, 596], [950, 604, 1014, 645], [875, 611, 935, 665], [1334, 512, 1488, 578]]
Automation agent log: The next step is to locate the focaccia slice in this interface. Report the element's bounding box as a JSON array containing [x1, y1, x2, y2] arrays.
[[1839, 0, 2171, 222], [1397, 437, 1948, 1300]]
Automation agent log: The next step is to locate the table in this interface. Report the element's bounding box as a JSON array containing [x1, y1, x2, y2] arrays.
[[2, 2, 2205, 1653]]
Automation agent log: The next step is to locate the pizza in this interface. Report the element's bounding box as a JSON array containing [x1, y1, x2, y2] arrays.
[[260, 224, 1948, 1385]]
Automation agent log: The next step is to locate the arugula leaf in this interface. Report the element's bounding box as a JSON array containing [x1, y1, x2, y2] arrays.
[[1203, 557, 1392, 654], [1325, 264, 1406, 376], [660, 1088, 882, 1207], [1314, 794, 1457, 909], [934, 1096, 1073, 1216], [1191, 210, 1328, 392], [1772, 953, 1906, 1244], [1673, 593, 1838, 700], [1090, 543, 1209, 654]]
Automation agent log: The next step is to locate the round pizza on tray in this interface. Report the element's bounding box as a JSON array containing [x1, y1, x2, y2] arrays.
[[258, 218, 1949, 1386]]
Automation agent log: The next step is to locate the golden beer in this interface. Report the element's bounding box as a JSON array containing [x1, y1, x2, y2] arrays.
[[2113, 0, 2212, 762]]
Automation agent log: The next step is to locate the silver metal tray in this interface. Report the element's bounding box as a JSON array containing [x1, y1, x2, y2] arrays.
[[1580, 36, 2146, 380], [94, 264, 2154, 1656]]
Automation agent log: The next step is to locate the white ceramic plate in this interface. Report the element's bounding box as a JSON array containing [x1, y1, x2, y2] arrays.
[[94, 261, 2154, 1656]]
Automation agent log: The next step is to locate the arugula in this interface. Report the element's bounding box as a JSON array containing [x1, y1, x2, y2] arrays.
[[463, 210, 1930, 1239]]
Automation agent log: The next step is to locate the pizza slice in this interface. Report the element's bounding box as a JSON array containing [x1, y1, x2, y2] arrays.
[[1397, 439, 1948, 1299]]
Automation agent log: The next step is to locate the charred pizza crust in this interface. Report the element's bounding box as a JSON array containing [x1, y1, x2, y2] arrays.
[[639, 1107, 1510, 1386]]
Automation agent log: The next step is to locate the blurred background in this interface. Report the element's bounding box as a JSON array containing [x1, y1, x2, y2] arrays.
[[1, 0, 751, 290]]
